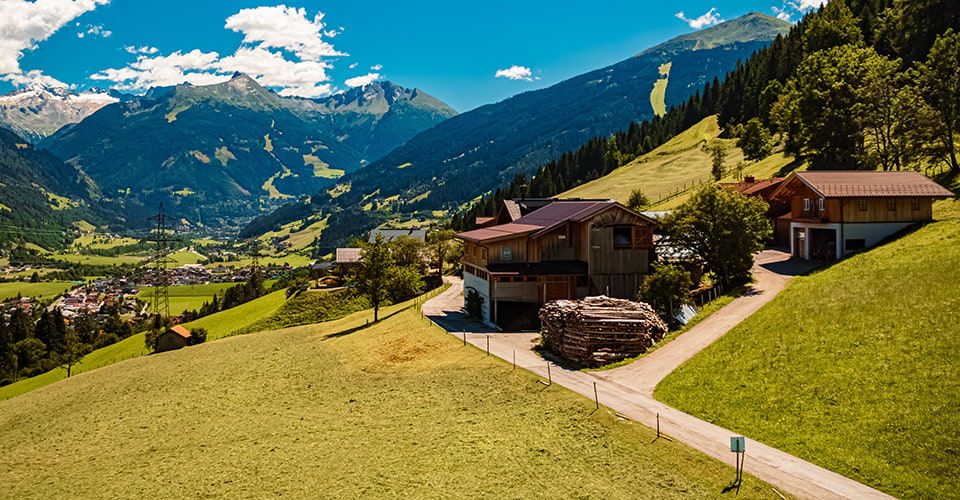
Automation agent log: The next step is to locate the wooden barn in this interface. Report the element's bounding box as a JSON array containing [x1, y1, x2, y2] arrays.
[[456, 199, 658, 330], [156, 325, 192, 353], [769, 171, 954, 260]]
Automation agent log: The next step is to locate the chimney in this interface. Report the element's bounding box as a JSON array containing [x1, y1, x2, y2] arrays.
[[744, 175, 755, 183]]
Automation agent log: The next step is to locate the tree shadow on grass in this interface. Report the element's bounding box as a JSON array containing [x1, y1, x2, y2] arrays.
[[321, 307, 409, 340]]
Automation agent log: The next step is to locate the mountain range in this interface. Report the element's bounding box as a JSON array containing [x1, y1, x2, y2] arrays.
[[0, 12, 789, 245], [246, 12, 791, 243], [0, 128, 95, 248], [0, 84, 126, 144], [33, 76, 456, 229]]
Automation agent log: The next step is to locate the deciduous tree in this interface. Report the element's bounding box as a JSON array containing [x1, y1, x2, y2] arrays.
[[736, 118, 773, 161], [916, 29, 960, 173], [662, 185, 771, 287], [351, 234, 423, 322]]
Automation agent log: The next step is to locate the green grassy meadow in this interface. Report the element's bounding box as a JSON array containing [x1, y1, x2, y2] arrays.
[[50, 253, 144, 266], [657, 211, 960, 499], [561, 116, 793, 209], [0, 290, 288, 402], [0, 301, 782, 499], [0, 281, 75, 301], [137, 282, 243, 315]]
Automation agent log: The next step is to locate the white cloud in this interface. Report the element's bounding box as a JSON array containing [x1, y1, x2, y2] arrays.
[[224, 5, 345, 61], [773, 0, 830, 23], [795, 0, 829, 10], [495, 65, 536, 81], [125, 45, 159, 55], [348, 62, 359, 69], [83, 24, 111, 37], [345, 72, 381, 88], [93, 5, 346, 98], [217, 46, 334, 97], [0, 0, 110, 76], [370, 64, 383, 71], [0, 69, 69, 88], [91, 49, 227, 90], [675, 8, 724, 29]]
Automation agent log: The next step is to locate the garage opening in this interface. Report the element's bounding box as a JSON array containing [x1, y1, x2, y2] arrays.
[[495, 301, 542, 331]]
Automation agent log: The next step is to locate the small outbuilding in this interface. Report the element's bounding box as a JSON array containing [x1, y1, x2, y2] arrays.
[[156, 325, 192, 353]]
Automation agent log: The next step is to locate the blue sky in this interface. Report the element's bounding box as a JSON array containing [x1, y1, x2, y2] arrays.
[[0, 1, 824, 112]]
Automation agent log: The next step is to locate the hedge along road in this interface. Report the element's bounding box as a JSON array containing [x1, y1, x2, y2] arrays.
[[421, 250, 894, 500]]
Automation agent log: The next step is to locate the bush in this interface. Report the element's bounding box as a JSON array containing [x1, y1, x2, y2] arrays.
[[627, 189, 650, 211], [189, 327, 208, 345], [638, 262, 693, 324]]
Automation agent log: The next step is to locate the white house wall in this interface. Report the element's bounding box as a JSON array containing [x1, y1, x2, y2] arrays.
[[790, 221, 916, 259], [463, 271, 492, 324], [840, 222, 914, 253]]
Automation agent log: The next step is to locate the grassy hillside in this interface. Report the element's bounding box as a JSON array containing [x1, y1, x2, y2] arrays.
[[0, 290, 288, 402], [561, 116, 793, 208], [657, 200, 960, 499], [0, 281, 75, 301], [0, 301, 781, 498], [137, 282, 245, 316]]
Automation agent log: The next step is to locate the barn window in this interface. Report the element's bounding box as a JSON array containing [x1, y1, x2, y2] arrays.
[[858, 199, 867, 211], [501, 246, 512, 261], [613, 227, 632, 248], [911, 198, 920, 211], [817, 198, 824, 211], [887, 199, 897, 211], [803, 198, 811, 211]]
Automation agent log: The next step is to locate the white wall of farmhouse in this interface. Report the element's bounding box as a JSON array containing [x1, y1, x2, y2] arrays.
[[840, 222, 914, 252], [463, 271, 492, 324], [789, 221, 916, 260]]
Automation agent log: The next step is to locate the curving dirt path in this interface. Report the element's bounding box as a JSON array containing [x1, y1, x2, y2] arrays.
[[422, 250, 895, 500]]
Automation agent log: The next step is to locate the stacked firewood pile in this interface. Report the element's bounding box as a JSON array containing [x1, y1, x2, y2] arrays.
[[539, 296, 669, 367]]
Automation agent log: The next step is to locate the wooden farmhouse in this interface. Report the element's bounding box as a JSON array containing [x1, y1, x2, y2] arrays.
[[156, 325, 192, 353], [770, 171, 954, 260], [456, 199, 658, 330]]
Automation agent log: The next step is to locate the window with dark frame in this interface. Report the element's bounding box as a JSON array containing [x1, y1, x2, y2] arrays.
[[887, 198, 897, 211], [613, 227, 632, 248], [911, 197, 920, 211], [858, 199, 867, 211]]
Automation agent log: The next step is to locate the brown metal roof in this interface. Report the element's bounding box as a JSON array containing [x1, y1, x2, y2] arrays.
[[458, 200, 656, 243], [456, 223, 544, 243], [791, 171, 955, 198], [169, 325, 191, 338], [458, 201, 615, 242], [475, 216, 496, 227], [723, 177, 784, 196]]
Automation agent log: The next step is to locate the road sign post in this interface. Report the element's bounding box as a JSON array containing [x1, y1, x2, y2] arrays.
[[730, 436, 746, 485]]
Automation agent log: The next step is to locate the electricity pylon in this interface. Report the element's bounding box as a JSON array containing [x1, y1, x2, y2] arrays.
[[146, 203, 181, 318]]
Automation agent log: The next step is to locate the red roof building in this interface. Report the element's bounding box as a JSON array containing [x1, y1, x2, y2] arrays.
[[769, 171, 954, 260], [456, 199, 658, 330], [156, 325, 192, 353]]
